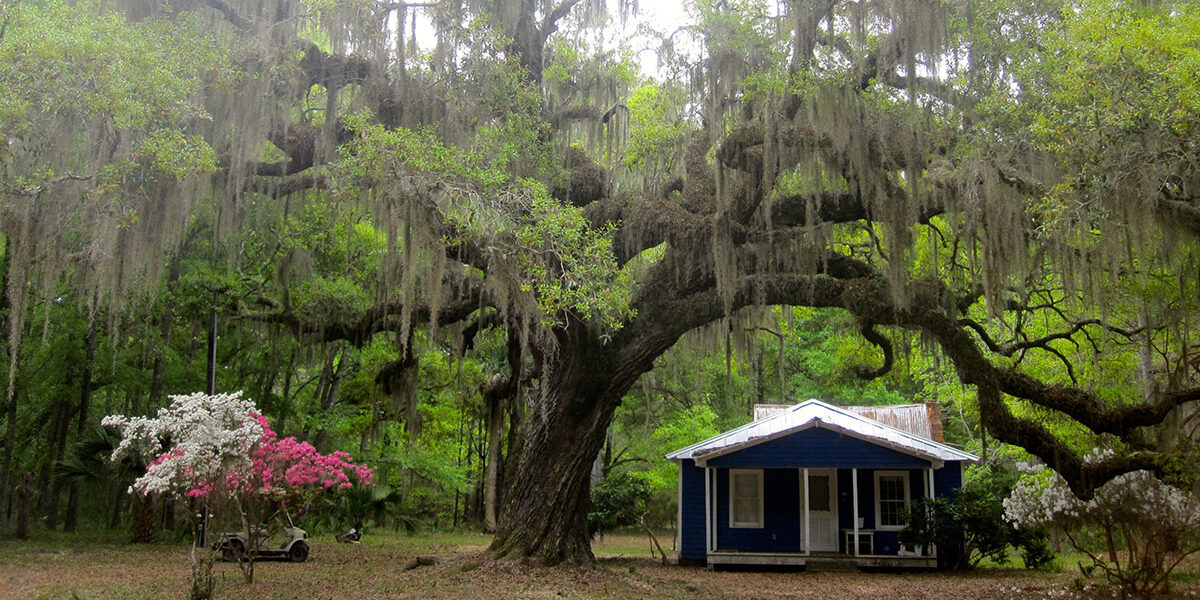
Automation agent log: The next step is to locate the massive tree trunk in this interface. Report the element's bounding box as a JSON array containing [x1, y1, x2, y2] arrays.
[[490, 311, 681, 563], [489, 341, 623, 564]]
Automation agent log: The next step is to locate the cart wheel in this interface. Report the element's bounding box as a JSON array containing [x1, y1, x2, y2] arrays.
[[222, 538, 245, 562], [288, 541, 309, 563]]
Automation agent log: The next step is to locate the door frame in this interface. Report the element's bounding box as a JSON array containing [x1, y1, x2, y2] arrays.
[[802, 468, 839, 552]]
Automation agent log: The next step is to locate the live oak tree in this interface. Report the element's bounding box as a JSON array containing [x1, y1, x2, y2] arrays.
[[2, 0, 1199, 566]]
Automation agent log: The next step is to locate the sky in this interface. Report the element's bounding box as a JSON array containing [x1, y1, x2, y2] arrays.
[[404, 1, 698, 80]]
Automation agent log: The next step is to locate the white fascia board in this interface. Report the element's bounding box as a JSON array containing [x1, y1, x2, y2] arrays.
[[693, 420, 943, 468]]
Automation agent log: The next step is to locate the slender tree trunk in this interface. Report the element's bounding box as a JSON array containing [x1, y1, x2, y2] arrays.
[[313, 344, 345, 451], [146, 308, 174, 412], [483, 392, 504, 533], [0, 238, 13, 524], [483, 332, 521, 532], [130, 493, 157, 543], [147, 259, 181, 414], [109, 485, 124, 529], [1, 385, 15, 523], [65, 308, 99, 532], [14, 472, 32, 539], [40, 399, 73, 531]]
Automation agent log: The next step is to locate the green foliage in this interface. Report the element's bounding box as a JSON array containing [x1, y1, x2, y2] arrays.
[[623, 84, 690, 179], [588, 471, 653, 537], [338, 112, 634, 333], [513, 186, 634, 330], [0, 1, 226, 183], [293, 276, 372, 326], [137, 130, 218, 179], [1027, 0, 1200, 232], [900, 465, 1055, 570]]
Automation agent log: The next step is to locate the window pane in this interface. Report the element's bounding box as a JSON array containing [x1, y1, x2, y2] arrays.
[[731, 471, 761, 526], [879, 476, 904, 501], [808, 475, 830, 512], [878, 475, 907, 526], [734, 474, 757, 497], [734, 498, 756, 523]]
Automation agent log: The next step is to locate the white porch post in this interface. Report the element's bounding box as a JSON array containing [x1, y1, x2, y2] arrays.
[[852, 467, 860, 557], [803, 468, 811, 556], [676, 465, 683, 553], [704, 467, 713, 554]]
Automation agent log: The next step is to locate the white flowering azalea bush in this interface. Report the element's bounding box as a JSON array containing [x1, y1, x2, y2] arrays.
[[104, 392, 265, 499], [1004, 452, 1200, 598], [104, 391, 372, 593]]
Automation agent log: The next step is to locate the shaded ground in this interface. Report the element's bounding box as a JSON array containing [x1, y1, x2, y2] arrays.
[[1, 531, 1194, 600]]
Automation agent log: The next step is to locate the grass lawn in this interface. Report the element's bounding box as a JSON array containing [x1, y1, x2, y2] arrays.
[[2, 529, 1196, 600]]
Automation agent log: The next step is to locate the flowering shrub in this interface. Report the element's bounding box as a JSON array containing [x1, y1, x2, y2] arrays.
[[1004, 453, 1200, 598], [104, 391, 372, 585], [103, 391, 265, 499], [104, 392, 372, 505]]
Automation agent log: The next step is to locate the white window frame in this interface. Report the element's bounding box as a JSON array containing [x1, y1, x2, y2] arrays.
[[728, 469, 764, 529], [874, 470, 910, 531]]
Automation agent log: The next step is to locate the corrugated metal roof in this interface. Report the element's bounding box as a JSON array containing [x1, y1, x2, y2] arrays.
[[665, 399, 977, 464], [841, 404, 933, 439]]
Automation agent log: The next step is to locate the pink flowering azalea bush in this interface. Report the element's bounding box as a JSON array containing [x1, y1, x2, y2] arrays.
[[237, 413, 374, 505]]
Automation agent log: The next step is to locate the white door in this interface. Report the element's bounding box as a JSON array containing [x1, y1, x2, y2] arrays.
[[804, 469, 838, 552]]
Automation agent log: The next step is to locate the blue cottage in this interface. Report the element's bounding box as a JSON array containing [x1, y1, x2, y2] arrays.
[[666, 400, 978, 569]]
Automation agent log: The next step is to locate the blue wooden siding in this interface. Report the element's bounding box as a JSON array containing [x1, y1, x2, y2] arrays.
[[712, 468, 801, 552], [703, 426, 933, 470], [678, 459, 707, 562], [935, 461, 966, 569]]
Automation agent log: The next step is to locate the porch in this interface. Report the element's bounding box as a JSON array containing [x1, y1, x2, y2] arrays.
[[698, 464, 942, 569], [706, 550, 937, 570]]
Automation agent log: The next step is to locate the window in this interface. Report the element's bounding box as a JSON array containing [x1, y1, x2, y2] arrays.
[[874, 471, 910, 530], [808, 473, 831, 512], [729, 469, 764, 528]]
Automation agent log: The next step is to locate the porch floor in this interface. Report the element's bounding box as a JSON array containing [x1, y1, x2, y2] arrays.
[[706, 551, 936, 570]]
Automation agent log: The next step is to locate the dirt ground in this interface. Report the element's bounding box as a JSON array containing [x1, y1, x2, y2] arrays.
[[1, 532, 1195, 600]]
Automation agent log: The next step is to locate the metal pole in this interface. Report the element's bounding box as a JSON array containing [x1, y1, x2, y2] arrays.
[[206, 303, 217, 395]]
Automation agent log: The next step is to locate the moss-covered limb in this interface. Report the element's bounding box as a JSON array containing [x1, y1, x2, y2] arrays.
[[191, 0, 255, 31], [546, 104, 625, 130], [234, 291, 482, 346], [993, 369, 1200, 438], [769, 191, 945, 228], [975, 385, 1186, 499], [843, 280, 1195, 499], [1158, 197, 1200, 236], [583, 193, 713, 264], [244, 172, 327, 196], [297, 40, 373, 91], [257, 121, 353, 177]]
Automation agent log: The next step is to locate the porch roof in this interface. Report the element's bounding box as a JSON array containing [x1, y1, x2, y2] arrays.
[[665, 399, 977, 465]]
